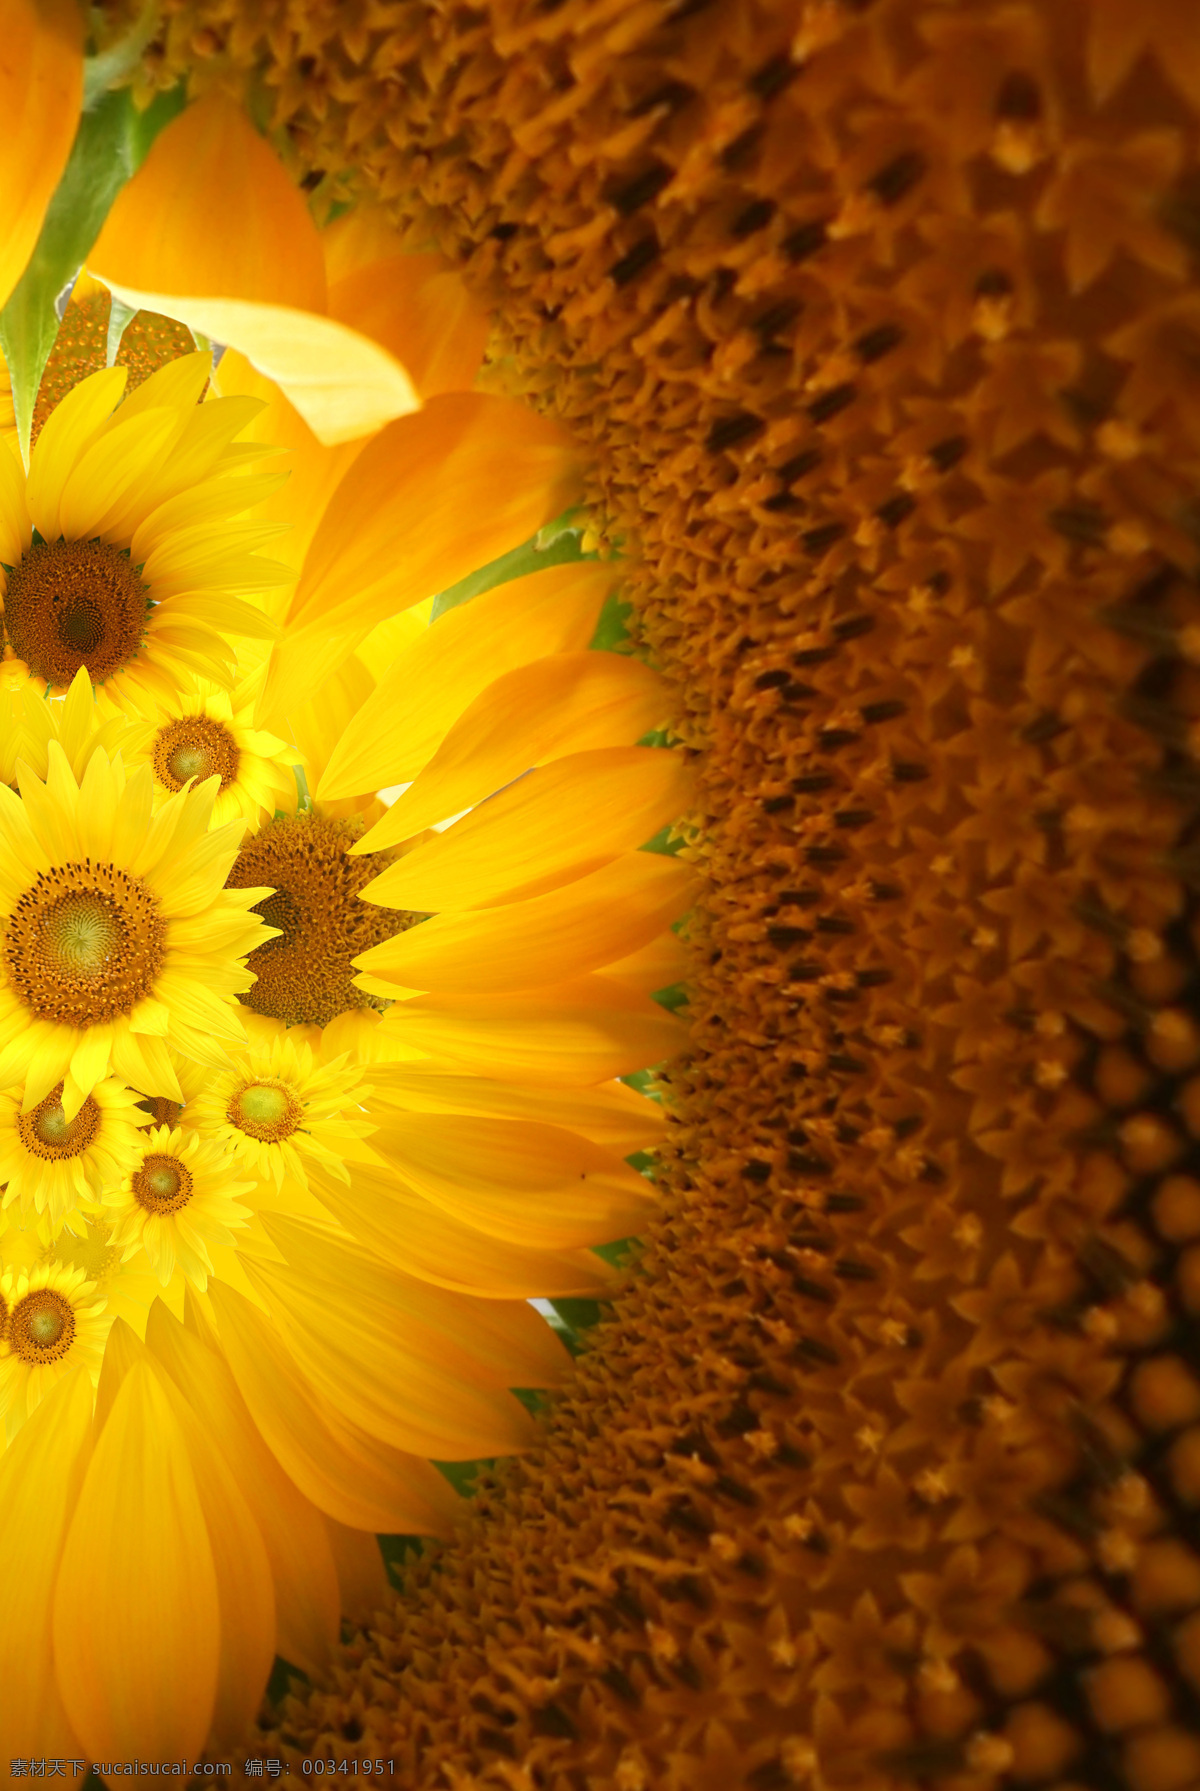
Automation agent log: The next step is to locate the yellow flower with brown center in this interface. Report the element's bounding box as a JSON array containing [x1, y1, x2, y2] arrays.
[[0, 741, 275, 1115], [0, 1261, 108, 1432], [191, 1027, 374, 1189], [118, 681, 298, 830], [105, 1124, 255, 1293], [0, 352, 286, 709], [0, 1074, 144, 1236]]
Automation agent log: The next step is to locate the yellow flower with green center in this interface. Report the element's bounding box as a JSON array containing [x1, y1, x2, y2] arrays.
[[191, 1025, 375, 1189], [105, 1123, 256, 1296], [0, 1073, 144, 1236], [0, 741, 276, 1114], [117, 679, 299, 831], [0, 1261, 108, 1433]]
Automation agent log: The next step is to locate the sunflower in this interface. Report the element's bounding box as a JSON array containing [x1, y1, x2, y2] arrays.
[[0, 1073, 144, 1236], [0, 353, 287, 712], [0, 1261, 108, 1432], [117, 678, 299, 830], [105, 1123, 255, 1293], [190, 1024, 375, 1188], [0, 742, 276, 1114]]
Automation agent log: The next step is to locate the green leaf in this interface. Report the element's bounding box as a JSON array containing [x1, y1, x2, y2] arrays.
[[0, 80, 187, 461], [589, 588, 634, 652], [429, 511, 593, 620]]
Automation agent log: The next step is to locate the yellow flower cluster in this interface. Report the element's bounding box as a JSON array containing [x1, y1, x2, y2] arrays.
[[105, 0, 1200, 1781], [0, 20, 694, 1766]]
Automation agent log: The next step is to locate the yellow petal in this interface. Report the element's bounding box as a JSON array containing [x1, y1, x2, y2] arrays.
[[363, 746, 693, 909], [147, 1345, 277, 1751], [355, 652, 670, 841], [208, 1279, 461, 1537], [53, 1362, 221, 1759], [99, 284, 424, 447], [356, 851, 696, 993], [144, 1300, 340, 1676], [602, 928, 690, 995], [89, 92, 326, 311], [0, 436, 31, 564], [370, 1068, 666, 1149], [240, 1219, 538, 1459], [309, 1154, 625, 1297], [324, 1518, 391, 1630], [258, 394, 578, 724], [318, 562, 613, 798], [325, 238, 489, 398], [210, 347, 367, 568], [368, 1111, 654, 1250], [25, 365, 128, 541], [0, 0, 83, 314], [0, 1367, 92, 1759], [378, 977, 686, 1085]]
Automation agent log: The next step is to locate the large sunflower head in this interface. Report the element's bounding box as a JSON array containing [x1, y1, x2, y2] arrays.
[[118, 679, 298, 830], [104, 1123, 255, 1291], [191, 1021, 374, 1187], [0, 354, 289, 711], [0, 1073, 145, 1236], [0, 1260, 109, 1432], [0, 741, 277, 1117]]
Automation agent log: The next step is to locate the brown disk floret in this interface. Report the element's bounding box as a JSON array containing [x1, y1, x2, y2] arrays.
[[8, 1289, 75, 1365], [152, 715, 241, 793], [3, 538, 150, 688], [226, 812, 422, 1029], [4, 861, 166, 1026], [15, 1082, 101, 1161], [31, 287, 200, 449], [132, 1153, 194, 1215]]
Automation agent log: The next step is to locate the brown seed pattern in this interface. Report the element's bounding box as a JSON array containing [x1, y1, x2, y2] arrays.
[[151, 714, 241, 794], [4, 861, 166, 1027], [132, 1152, 194, 1215], [8, 1289, 75, 1366], [14, 1082, 102, 1162], [111, 0, 1200, 1780], [227, 812, 419, 1029], [3, 538, 149, 688]]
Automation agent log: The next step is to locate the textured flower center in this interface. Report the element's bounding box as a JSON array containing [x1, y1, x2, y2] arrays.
[[226, 813, 421, 1028], [16, 1082, 101, 1161], [2, 538, 150, 687], [4, 861, 166, 1025], [133, 1153, 194, 1215], [137, 1096, 184, 1130], [9, 1289, 75, 1363], [152, 715, 241, 794], [230, 1080, 302, 1143]]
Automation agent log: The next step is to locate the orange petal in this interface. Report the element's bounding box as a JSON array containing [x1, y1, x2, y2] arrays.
[[258, 394, 578, 725], [0, 0, 83, 313], [89, 91, 326, 311]]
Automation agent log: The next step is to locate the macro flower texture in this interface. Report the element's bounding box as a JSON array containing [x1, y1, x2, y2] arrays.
[[0, 0, 694, 1765]]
